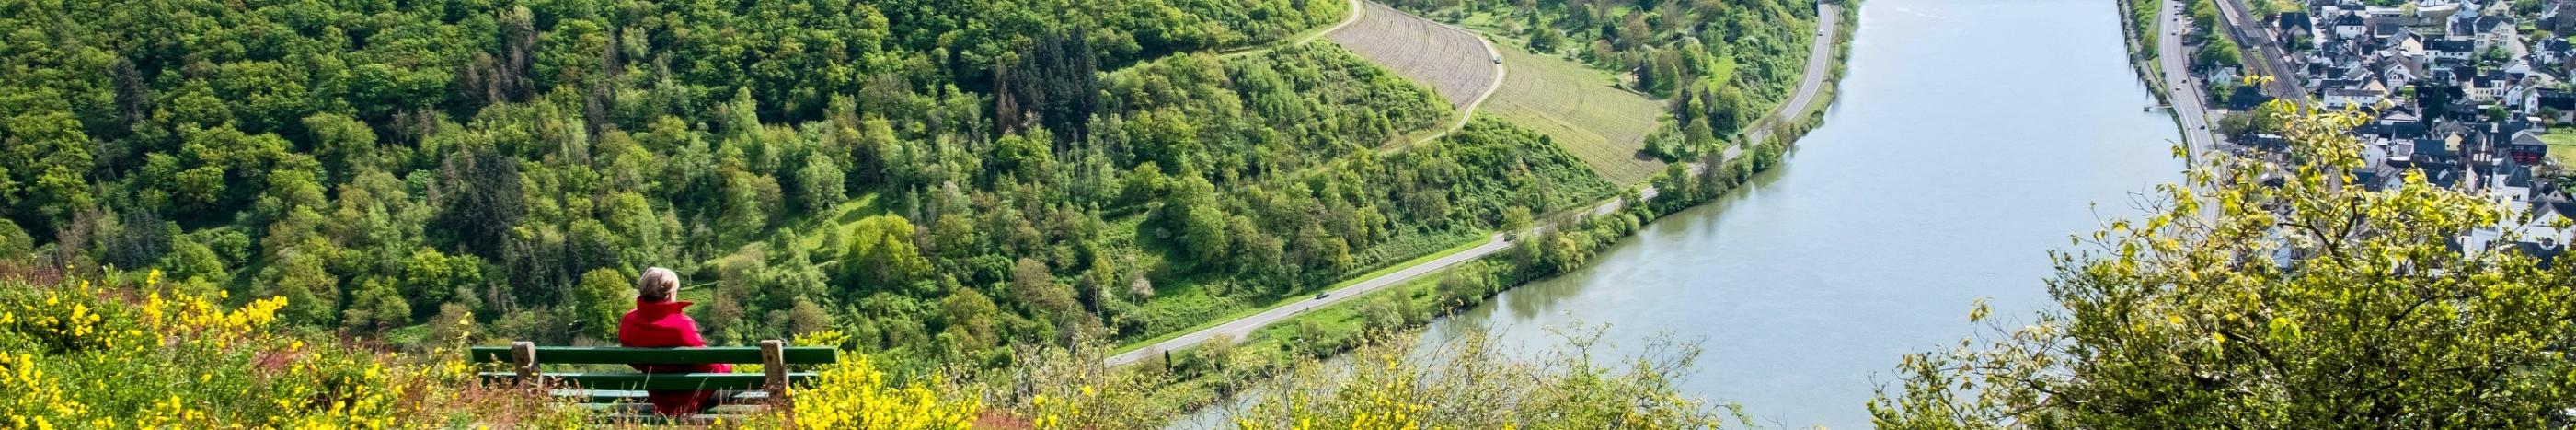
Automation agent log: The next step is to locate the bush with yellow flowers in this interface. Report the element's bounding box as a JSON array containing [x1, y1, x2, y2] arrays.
[[777, 354, 984, 429], [727, 331, 979, 429], [0, 271, 574, 429]]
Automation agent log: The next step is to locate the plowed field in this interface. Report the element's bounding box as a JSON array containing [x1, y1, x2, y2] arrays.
[[1325, 2, 1496, 110]]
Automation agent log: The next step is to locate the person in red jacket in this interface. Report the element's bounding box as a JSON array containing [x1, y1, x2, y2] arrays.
[[618, 267, 733, 415]]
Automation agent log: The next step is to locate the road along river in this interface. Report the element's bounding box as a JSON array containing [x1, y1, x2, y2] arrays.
[[1409, 0, 2186, 427]]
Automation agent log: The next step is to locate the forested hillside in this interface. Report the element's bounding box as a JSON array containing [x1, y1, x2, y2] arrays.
[[0, 0, 1635, 372], [1383, 0, 1819, 158]]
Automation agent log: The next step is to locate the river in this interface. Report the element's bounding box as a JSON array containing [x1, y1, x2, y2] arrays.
[[1411, 0, 2185, 427]]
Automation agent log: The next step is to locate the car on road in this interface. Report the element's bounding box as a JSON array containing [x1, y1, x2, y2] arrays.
[[1314, 292, 1331, 300]]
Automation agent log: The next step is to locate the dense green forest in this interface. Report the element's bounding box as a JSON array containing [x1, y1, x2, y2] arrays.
[[1383, 0, 1818, 158], [0, 0, 1627, 371]]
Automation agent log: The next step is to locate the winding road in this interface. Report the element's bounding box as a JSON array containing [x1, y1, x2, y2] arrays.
[[1432, 31, 1508, 146], [2159, 0, 2219, 161], [1751, 4, 1845, 146], [1105, 3, 1845, 367], [1722, 4, 1842, 162]]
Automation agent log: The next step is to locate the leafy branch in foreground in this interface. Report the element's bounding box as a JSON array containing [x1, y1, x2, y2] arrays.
[[1869, 104, 2576, 427]]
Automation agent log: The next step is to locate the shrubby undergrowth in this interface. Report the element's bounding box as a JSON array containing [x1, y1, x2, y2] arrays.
[[0, 268, 1733, 429], [0, 270, 575, 428]]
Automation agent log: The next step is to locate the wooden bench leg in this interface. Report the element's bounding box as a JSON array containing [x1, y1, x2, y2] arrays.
[[512, 341, 538, 388], [760, 340, 789, 411]]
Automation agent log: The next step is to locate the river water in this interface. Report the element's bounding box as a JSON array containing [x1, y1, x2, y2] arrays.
[[1410, 0, 2185, 427]]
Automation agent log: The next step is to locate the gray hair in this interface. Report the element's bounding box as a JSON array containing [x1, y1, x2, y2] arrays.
[[637, 267, 680, 302]]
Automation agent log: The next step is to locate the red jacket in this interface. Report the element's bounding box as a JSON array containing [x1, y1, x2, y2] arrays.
[[617, 299, 732, 415]]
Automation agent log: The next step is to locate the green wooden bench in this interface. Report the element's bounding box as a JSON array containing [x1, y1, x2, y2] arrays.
[[470, 340, 834, 423]]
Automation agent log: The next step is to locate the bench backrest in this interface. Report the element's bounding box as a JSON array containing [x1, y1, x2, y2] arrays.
[[469, 340, 835, 402], [466, 345, 838, 365]]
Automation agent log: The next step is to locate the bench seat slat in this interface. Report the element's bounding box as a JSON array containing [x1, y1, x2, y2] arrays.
[[552, 389, 772, 404], [598, 413, 753, 425], [479, 372, 816, 390], [581, 403, 765, 413], [466, 346, 835, 364]]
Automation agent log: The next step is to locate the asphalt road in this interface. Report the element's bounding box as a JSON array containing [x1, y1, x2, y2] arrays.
[[2509, 24, 2531, 60], [1101, 233, 1512, 366], [1104, 2, 1846, 367], [1748, 4, 1845, 147], [2160, 0, 2220, 161], [1425, 24, 1507, 146], [1395, 2, 1510, 148]]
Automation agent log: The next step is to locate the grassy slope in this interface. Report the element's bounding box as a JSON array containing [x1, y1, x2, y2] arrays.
[[2543, 131, 2576, 167], [1099, 43, 1494, 346], [793, 193, 886, 252], [1486, 43, 1669, 184]]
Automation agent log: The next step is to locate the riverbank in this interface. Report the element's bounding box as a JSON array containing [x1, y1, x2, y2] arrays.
[[2116, 0, 2227, 162], [1398, 0, 2186, 423], [1130, 116, 1819, 420], [1122, 1, 1862, 420], [2115, 0, 2170, 106]]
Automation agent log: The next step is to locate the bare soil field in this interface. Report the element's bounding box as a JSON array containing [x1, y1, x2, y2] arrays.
[[1485, 44, 1667, 184], [1324, 2, 1496, 110]]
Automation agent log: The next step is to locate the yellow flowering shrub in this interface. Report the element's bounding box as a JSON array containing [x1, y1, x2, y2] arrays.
[[1019, 384, 1105, 430], [0, 278, 146, 354], [0, 350, 80, 429], [760, 331, 983, 429], [0, 272, 569, 429], [138, 286, 288, 346]]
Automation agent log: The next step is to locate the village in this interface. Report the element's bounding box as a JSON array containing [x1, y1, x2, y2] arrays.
[[2179, 0, 2576, 258]]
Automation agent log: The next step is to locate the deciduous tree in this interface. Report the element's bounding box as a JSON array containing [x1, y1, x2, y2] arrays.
[[842, 215, 933, 293], [1871, 106, 2576, 428], [573, 268, 629, 340]]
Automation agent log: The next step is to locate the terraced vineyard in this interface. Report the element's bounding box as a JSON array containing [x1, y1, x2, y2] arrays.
[[1324, 2, 1497, 110], [1486, 44, 1667, 184]]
